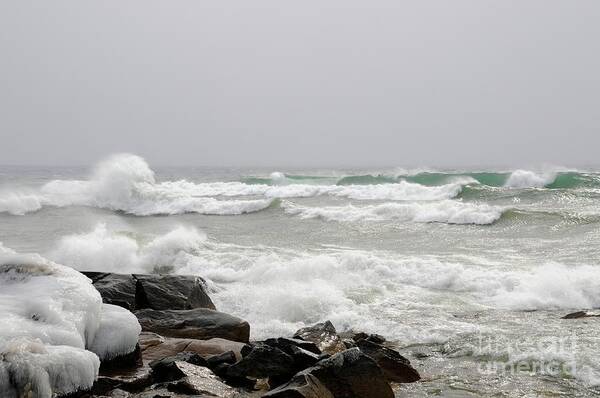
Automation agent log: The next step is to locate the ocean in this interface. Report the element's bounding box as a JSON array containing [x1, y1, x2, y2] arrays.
[[1, 153, 599, 397]]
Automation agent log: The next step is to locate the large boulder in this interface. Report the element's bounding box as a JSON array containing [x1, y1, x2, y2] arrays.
[[82, 272, 216, 312], [134, 274, 215, 311], [293, 321, 346, 355], [135, 308, 250, 343], [355, 339, 420, 383], [283, 348, 393, 398]]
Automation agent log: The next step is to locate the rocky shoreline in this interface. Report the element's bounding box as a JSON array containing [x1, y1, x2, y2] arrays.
[[75, 272, 421, 397]]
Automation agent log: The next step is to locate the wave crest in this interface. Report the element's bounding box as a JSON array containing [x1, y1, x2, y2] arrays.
[[504, 170, 557, 188]]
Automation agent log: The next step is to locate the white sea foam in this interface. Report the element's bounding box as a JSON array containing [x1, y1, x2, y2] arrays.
[[282, 200, 503, 225], [0, 245, 140, 397], [44, 225, 600, 342], [504, 169, 557, 188]]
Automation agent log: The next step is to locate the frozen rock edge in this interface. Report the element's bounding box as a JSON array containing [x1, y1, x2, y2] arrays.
[[0, 250, 141, 398]]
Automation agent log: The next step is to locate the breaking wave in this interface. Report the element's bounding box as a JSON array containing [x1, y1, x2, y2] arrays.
[[503, 169, 557, 189], [282, 200, 504, 225], [0, 154, 274, 216]]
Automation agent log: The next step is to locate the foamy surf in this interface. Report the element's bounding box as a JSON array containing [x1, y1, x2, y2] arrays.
[[39, 225, 600, 338]]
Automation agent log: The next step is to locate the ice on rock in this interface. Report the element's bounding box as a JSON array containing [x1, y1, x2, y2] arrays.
[[0, 246, 141, 397], [89, 303, 141, 361]]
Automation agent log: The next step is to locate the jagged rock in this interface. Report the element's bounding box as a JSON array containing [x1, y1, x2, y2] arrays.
[[287, 346, 320, 370], [294, 348, 394, 398], [134, 274, 215, 311], [355, 339, 420, 383], [262, 337, 321, 376], [135, 308, 250, 342], [82, 272, 137, 310], [562, 311, 600, 319], [264, 338, 321, 355], [293, 321, 346, 354], [264, 373, 334, 398], [227, 343, 295, 379]]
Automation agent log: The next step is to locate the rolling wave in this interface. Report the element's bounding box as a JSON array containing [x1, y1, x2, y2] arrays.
[[282, 200, 504, 225], [0, 155, 468, 215], [245, 169, 600, 190], [1, 154, 598, 217]]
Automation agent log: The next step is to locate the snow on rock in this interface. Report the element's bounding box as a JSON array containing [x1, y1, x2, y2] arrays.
[[0, 245, 141, 397]]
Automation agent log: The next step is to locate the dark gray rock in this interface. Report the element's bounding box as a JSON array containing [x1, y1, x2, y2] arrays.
[[301, 348, 393, 398], [562, 311, 600, 319], [264, 338, 321, 355], [355, 339, 420, 383], [83, 272, 137, 310], [288, 345, 320, 370], [81, 272, 216, 312], [135, 308, 250, 343], [134, 274, 215, 311], [293, 321, 345, 355], [227, 343, 295, 379]]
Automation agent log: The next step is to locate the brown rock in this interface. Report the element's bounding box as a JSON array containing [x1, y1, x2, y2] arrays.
[[141, 335, 248, 362], [135, 308, 250, 342]]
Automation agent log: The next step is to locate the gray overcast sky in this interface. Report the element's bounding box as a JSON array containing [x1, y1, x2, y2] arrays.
[[0, 1, 598, 167]]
